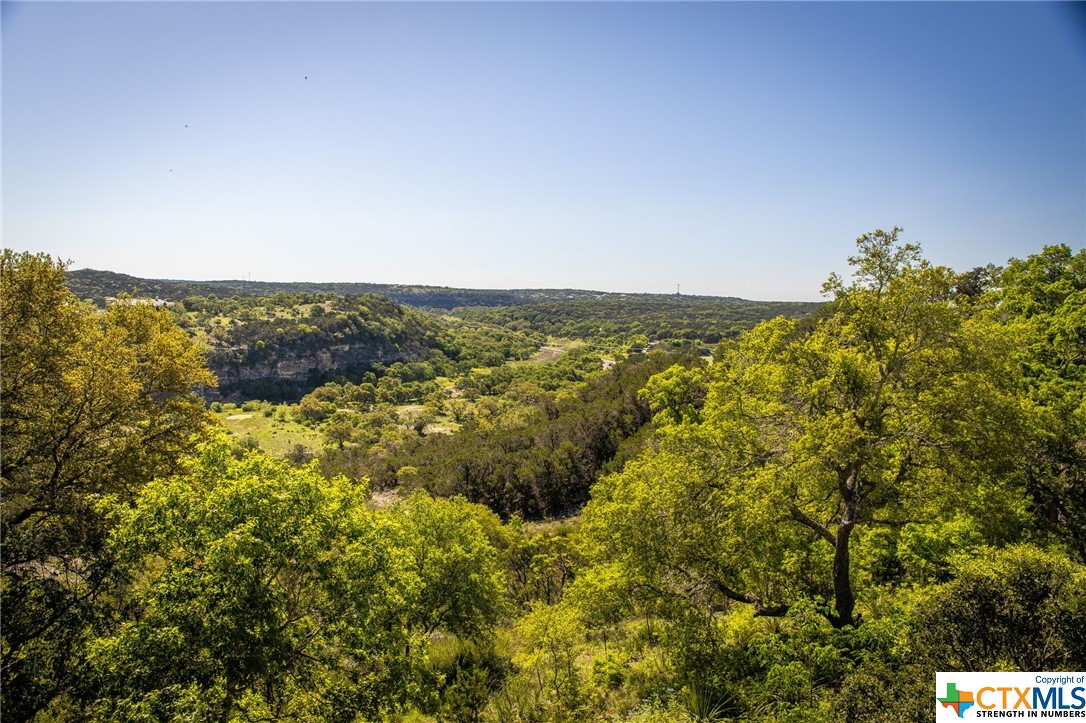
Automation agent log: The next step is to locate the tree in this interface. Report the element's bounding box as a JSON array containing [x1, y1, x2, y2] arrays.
[[1, 250, 216, 718], [322, 412, 358, 449], [582, 229, 1032, 628], [909, 544, 1086, 672], [87, 442, 420, 721], [385, 492, 507, 640], [511, 601, 586, 715], [995, 245, 1086, 559]]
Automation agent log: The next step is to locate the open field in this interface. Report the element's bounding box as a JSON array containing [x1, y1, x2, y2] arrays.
[[213, 404, 323, 457]]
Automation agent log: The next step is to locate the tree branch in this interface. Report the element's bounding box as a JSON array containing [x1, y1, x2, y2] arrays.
[[710, 580, 790, 618], [790, 506, 836, 546]]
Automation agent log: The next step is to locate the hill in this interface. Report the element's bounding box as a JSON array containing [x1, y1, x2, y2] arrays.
[[184, 292, 452, 401], [455, 296, 822, 344], [65, 267, 817, 312], [67, 268, 621, 309], [65, 266, 824, 400]]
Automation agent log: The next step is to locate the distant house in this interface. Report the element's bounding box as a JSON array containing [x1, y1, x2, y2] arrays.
[[602, 358, 616, 370]]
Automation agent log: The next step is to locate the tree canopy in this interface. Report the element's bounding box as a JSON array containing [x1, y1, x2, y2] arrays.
[[5, 236, 1085, 721], [582, 229, 1036, 628], [90, 443, 417, 721], [1, 250, 216, 718]]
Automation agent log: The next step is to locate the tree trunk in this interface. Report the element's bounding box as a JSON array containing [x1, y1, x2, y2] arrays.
[[831, 522, 856, 627], [832, 464, 860, 628]]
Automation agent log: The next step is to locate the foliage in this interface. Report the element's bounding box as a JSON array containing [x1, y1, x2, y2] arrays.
[[379, 352, 694, 519], [193, 293, 451, 401], [1, 250, 215, 719], [15, 235, 1086, 720], [581, 229, 1035, 631], [996, 245, 1086, 559], [511, 601, 588, 718], [506, 521, 583, 610], [82, 447, 508, 721], [908, 544, 1086, 671], [455, 296, 821, 347], [144, 289, 544, 403], [65, 268, 621, 310], [66, 267, 822, 320], [84, 442, 418, 721], [384, 492, 507, 639]]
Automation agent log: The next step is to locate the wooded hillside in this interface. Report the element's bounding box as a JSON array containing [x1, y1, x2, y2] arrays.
[[67, 268, 775, 311], [7, 235, 1085, 722]]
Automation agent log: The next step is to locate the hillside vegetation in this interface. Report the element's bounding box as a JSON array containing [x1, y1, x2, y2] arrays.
[[455, 297, 821, 344], [70, 270, 820, 403], [68, 267, 783, 311], [6, 234, 1085, 722], [144, 291, 545, 401]]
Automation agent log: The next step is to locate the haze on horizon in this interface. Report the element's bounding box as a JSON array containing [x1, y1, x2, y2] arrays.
[[3, 1, 1083, 302]]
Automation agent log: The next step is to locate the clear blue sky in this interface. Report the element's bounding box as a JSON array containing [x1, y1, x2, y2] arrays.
[[3, 1, 1083, 301]]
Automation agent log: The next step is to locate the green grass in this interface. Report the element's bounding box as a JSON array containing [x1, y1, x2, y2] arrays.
[[213, 405, 323, 457]]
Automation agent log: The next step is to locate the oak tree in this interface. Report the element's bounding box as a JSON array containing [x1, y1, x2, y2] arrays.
[[583, 229, 1031, 628]]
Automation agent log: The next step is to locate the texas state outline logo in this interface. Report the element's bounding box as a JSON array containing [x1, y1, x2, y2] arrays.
[[938, 681, 976, 718]]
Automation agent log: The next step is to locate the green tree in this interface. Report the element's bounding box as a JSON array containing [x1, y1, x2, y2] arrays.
[[995, 245, 1086, 559], [323, 412, 358, 449], [639, 363, 707, 425], [88, 442, 420, 721], [582, 229, 1032, 629], [511, 601, 586, 716], [909, 544, 1086, 671], [386, 492, 507, 640], [294, 392, 333, 423], [1, 250, 215, 718]]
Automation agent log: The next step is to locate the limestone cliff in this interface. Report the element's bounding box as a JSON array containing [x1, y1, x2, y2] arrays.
[[196, 294, 449, 400]]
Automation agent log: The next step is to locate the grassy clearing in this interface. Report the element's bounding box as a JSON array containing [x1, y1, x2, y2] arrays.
[[212, 404, 323, 457], [526, 337, 582, 364]]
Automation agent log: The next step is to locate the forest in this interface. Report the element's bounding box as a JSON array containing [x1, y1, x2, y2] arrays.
[[65, 268, 818, 347], [66, 268, 813, 315], [3, 230, 1085, 722]]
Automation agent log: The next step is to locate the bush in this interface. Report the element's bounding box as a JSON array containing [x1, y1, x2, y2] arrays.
[[909, 544, 1086, 671]]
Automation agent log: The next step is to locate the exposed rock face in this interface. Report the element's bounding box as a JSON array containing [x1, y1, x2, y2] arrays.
[[165, 292, 447, 401], [274, 355, 328, 379], [211, 342, 417, 384], [204, 338, 431, 402]]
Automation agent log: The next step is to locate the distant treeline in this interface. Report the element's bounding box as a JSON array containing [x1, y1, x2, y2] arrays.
[[67, 268, 823, 348], [455, 297, 823, 344], [66, 268, 754, 310]]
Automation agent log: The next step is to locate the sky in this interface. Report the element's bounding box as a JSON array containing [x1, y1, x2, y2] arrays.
[[3, 1, 1084, 301]]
